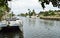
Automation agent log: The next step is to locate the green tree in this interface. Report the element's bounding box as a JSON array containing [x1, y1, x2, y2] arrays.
[[8, 12, 15, 18], [28, 9, 31, 18], [0, 0, 11, 21], [31, 9, 36, 16], [39, 0, 60, 9]]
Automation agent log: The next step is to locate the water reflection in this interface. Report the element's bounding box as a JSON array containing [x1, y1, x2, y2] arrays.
[[13, 16, 60, 38], [42, 20, 55, 30], [28, 18, 36, 26], [21, 17, 60, 38]]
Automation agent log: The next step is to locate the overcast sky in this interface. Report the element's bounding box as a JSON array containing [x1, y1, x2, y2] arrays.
[[8, 0, 60, 15]]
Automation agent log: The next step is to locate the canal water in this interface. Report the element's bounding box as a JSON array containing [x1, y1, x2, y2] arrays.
[[19, 17, 60, 38], [1, 16, 60, 38]]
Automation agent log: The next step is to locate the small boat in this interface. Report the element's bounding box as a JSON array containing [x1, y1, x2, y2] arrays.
[[5, 17, 23, 26], [0, 17, 23, 32]]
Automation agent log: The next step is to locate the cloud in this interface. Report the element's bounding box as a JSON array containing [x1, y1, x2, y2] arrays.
[[8, 0, 60, 14]]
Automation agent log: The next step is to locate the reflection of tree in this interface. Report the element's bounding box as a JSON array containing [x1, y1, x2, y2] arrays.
[[44, 20, 54, 26], [28, 18, 36, 26], [31, 19, 36, 26], [43, 20, 54, 30]]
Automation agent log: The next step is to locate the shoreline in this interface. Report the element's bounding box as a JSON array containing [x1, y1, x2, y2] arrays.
[[40, 16, 60, 20]]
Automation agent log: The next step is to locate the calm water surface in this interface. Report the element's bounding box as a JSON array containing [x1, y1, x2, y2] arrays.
[[20, 17, 60, 38]]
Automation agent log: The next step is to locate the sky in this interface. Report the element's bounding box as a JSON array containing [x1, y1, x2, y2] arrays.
[[8, 0, 60, 15]]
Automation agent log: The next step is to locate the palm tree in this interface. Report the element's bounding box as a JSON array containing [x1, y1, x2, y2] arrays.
[[28, 9, 31, 18]]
